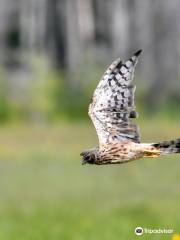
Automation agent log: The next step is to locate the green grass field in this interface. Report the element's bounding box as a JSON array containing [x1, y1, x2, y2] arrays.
[[0, 120, 180, 239]]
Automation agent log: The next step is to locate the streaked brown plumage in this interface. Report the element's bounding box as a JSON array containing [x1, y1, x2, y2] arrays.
[[80, 50, 180, 165]]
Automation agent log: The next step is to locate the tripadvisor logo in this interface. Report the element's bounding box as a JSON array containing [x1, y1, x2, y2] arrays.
[[135, 226, 173, 236], [135, 227, 143, 236]]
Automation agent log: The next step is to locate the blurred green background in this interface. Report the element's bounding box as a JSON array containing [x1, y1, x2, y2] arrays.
[[0, 0, 180, 239]]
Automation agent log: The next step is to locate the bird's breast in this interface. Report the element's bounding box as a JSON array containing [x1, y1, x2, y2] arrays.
[[99, 141, 141, 163]]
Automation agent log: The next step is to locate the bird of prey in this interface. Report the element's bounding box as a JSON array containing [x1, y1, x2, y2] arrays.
[[80, 50, 180, 165]]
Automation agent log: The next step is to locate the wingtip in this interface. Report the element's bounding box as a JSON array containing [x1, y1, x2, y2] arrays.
[[134, 49, 142, 57]]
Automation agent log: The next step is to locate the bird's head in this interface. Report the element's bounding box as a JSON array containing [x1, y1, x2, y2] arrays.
[[80, 148, 99, 165]]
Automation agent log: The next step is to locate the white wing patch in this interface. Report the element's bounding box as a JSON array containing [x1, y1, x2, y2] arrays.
[[89, 50, 142, 146]]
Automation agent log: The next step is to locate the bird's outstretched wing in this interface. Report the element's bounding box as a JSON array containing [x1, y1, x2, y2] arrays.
[[89, 50, 142, 146]]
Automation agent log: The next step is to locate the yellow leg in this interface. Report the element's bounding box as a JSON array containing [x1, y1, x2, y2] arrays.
[[143, 149, 161, 158]]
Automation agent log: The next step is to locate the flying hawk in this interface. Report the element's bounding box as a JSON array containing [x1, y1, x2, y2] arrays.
[[81, 50, 180, 165]]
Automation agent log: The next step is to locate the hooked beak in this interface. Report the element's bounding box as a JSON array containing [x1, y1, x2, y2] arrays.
[[80, 152, 87, 165], [81, 159, 87, 165]]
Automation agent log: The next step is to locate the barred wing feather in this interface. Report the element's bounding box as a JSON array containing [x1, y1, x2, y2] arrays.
[[88, 50, 142, 145]]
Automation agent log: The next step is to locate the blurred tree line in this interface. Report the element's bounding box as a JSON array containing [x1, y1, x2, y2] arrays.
[[0, 0, 180, 122]]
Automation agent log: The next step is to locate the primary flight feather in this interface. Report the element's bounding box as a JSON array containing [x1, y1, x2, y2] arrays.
[[81, 50, 180, 165]]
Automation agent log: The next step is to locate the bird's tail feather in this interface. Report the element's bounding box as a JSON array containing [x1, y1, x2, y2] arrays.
[[152, 138, 180, 155]]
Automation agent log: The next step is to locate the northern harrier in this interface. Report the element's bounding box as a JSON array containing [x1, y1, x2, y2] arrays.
[[81, 50, 180, 165]]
